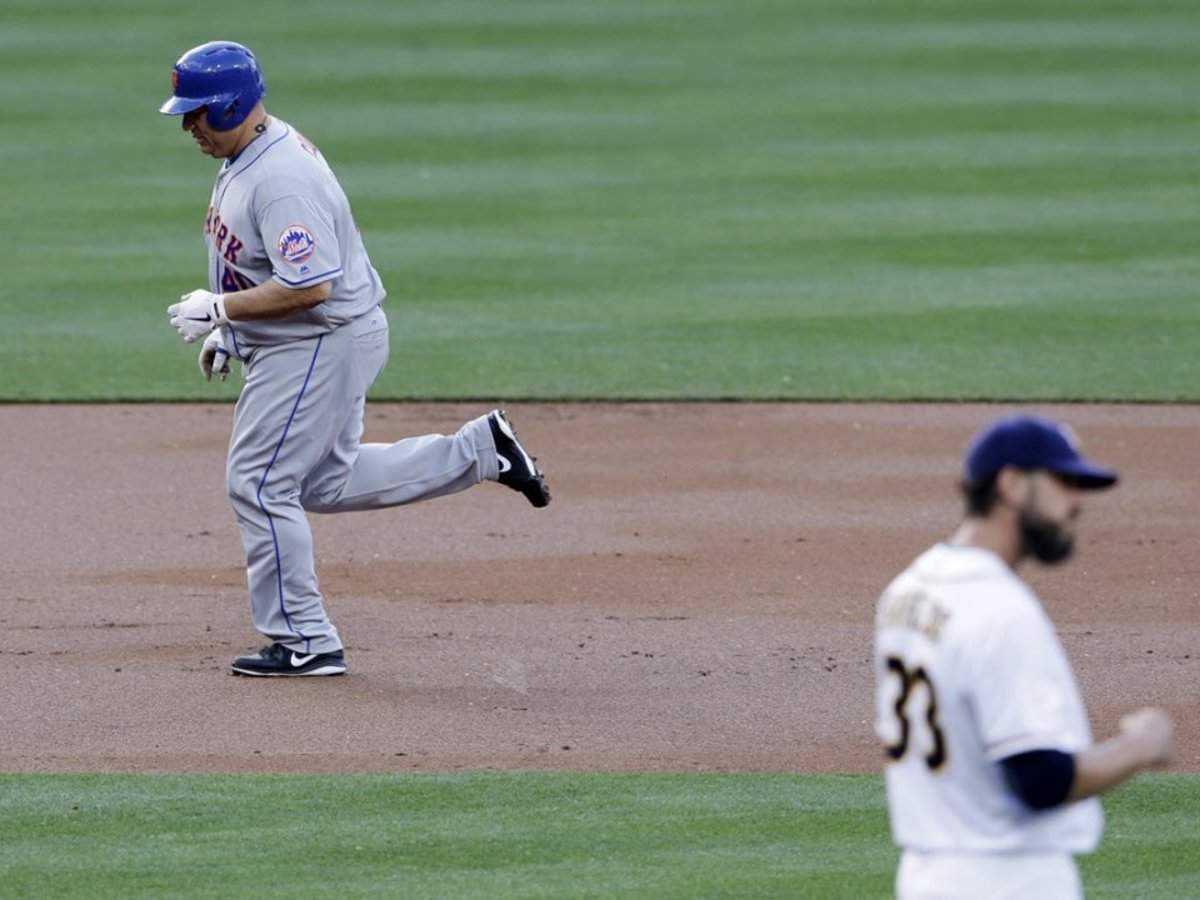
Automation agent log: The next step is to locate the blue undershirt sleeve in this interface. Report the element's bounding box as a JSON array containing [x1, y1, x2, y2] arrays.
[[999, 748, 1077, 811]]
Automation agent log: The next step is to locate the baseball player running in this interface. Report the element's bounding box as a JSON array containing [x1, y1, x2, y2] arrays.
[[159, 41, 551, 678], [873, 414, 1173, 899]]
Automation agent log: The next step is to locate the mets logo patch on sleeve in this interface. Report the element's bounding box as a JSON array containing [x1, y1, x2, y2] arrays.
[[278, 225, 317, 264]]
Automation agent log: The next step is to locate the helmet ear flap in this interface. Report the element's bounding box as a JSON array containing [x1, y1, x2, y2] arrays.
[[210, 98, 240, 129]]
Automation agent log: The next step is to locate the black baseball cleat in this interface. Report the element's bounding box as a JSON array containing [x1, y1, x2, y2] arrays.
[[488, 409, 551, 508], [230, 643, 346, 677]]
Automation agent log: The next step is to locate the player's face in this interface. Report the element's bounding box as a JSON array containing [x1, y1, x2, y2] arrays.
[[1017, 471, 1082, 564], [181, 108, 236, 158]]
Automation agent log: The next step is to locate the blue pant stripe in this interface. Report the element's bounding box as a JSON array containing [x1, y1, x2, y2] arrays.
[[255, 335, 324, 650]]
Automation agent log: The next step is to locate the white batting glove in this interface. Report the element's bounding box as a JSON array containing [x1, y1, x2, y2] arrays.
[[168, 290, 228, 343], [198, 330, 232, 382]]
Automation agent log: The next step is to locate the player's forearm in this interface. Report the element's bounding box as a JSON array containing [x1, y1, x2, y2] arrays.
[[222, 279, 332, 321], [1068, 736, 1158, 802], [1068, 707, 1173, 802]]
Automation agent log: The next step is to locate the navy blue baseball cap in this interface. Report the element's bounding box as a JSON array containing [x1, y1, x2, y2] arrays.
[[963, 414, 1118, 489]]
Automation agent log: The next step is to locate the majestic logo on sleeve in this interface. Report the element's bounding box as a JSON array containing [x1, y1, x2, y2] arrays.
[[278, 225, 317, 264]]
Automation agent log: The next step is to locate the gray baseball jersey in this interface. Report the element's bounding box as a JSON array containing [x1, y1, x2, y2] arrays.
[[203, 116, 384, 352], [200, 117, 503, 655]]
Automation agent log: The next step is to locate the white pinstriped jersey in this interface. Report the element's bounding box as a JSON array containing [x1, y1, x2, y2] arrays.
[[201, 116, 384, 350], [873, 543, 1103, 854]]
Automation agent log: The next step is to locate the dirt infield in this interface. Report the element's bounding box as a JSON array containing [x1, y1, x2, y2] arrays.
[[0, 403, 1196, 773]]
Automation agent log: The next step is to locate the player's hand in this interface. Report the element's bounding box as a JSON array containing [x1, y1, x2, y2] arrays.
[[198, 331, 232, 382], [168, 290, 228, 343], [1119, 707, 1174, 768]]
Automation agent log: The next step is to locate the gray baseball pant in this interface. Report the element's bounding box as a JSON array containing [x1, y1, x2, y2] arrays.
[[225, 307, 500, 654]]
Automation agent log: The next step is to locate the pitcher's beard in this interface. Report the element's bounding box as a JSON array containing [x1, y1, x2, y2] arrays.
[[1019, 509, 1075, 565]]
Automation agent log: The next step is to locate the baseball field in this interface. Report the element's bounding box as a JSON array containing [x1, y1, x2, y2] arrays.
[[3, 0, 1199, 897]]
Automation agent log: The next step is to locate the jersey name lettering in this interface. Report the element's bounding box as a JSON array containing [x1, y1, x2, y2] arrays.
[[880, 589, 951, 642]]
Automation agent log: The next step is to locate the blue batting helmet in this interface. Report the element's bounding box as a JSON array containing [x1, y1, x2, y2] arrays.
[[159, 41, 266, 131]]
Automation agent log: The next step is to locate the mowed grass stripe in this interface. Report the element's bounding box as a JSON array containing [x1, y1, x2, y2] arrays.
[[0, 773, 892, 899], [0, 773, 1196, 898], [2, 0, 1198, 400]]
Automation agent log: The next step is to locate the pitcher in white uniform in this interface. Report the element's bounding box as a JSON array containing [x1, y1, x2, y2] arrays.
[[160, 41, 551, 677], [873, 414, 1173, 899]]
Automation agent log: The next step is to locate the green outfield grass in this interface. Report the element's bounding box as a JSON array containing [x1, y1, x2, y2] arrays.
[[0, 773, 1195, 898], [2, 0, 1198, 400]]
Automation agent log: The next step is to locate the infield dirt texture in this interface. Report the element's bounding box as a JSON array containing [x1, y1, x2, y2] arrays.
[[2, 403, 1197, 773]]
